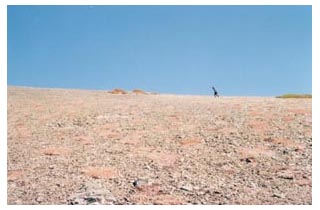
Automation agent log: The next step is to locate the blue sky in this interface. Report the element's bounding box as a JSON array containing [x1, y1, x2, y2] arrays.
[[7, 5, 311, 96]]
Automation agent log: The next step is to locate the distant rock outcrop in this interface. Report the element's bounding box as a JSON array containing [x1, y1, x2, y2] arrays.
[[108, 88, 127, 94], [132, 89, 147, 94]]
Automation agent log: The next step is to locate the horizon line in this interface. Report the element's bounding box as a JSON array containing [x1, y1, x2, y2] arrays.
[[7, 85, 311, 98]]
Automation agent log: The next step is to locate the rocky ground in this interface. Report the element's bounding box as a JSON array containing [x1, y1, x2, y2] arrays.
[[7, 86, 312, 205]]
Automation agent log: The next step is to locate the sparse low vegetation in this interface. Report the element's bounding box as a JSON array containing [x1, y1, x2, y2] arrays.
[[276, 94, 312, 99]]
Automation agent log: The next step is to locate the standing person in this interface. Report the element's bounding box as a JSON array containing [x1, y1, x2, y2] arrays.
[[212, 86, 219, 97]]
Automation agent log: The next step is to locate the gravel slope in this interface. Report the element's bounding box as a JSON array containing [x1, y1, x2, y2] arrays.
[[7, 86, 312, 205]]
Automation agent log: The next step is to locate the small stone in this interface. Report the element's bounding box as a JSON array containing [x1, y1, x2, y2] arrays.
[[67, 182, 116, 205], [241, 157, 254, 163], [85, 197, 99, 204], [56, 183, 65, 187], [193, 186, 200, 191], [180, 183, 193, 192], [261, 183, 267, 188], [277, 171, 294, 180], [143, 164, 151, 170], [36, 196, 45, 203], [106, 195, 117, 202], [272, 193, 285, 199], [133, 179, 148, 189], [224, 194, 231, 199]]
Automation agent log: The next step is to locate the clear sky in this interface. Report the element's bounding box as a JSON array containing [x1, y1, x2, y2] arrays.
[[7, 5, 312, 96]]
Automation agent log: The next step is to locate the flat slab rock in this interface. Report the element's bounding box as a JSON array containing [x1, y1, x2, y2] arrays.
[[67, 182, 116, 205]]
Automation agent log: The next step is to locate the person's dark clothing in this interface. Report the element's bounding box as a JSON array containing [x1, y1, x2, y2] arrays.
[[212, 86, 219, 97]]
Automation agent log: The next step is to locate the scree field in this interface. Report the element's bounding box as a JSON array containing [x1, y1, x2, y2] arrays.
[[7, 86, 312, 204]]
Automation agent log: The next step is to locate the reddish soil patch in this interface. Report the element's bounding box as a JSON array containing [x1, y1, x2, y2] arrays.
[[16, 127, 32, 141], [82, 167, 119, 179], [135, 183, 162, 195], [179, 137, 202, 146], [294, 179, 312, 187], [238, 145, 276, 161], [131, 146, 156, 155], [131, 194, 185, 205], [247, 120, 272, 132], [304, 128, 312, 138], [121, 135, 142, 145], [41, 147, 72, 156], [217, 127, 238, 134], [97, 130, 121, 140], [131, 182, 185, 204], [153, 195, 186, 205], [8, 170, 23, 181], [75, 135, 93, 145], [147, 152, 179, 168], [282, 115, 295, 122], [288, 109, 308, 115], [264, 137, 305, 151]]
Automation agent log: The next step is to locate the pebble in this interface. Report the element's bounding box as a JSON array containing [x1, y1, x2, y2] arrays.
[[180, 183, 193, 192], [277, 171, 294, 180], [272, 193, 285, 199], [133, 178, 149, 189], [36, 196, 45, 203]]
